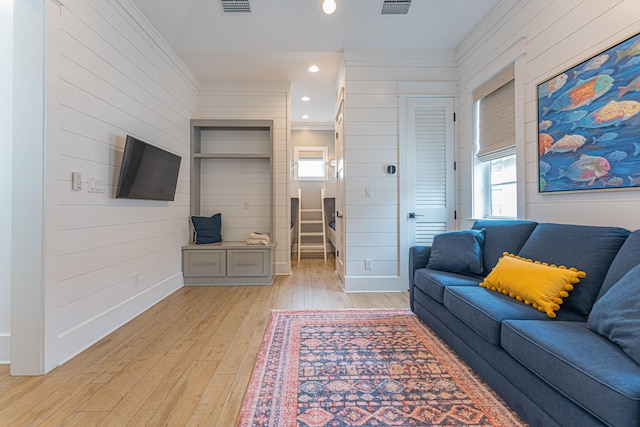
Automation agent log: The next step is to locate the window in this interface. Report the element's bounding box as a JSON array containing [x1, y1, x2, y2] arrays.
[[487, 154, 517, 217], [473, 64, 517, 218], [294, 147, 327, 181]]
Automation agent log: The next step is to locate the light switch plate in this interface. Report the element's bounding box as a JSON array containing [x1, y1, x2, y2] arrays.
[[88, 176, 105, 193], [71, 172, 82, 190]]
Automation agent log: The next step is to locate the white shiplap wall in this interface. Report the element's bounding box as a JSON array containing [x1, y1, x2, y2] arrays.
[[0, 1, 13, 364], [42, 0, 198, 370], [199, 82, 291, 274], [199, 128, 272, 241], [342, 50, 457, 291], [457, 0, 640, 231]]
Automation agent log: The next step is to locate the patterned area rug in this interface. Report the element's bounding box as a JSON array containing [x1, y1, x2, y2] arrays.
[[238, 309, 525, 427]]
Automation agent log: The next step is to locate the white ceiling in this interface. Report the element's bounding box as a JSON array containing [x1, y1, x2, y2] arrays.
[[131, 0, 501, 124]]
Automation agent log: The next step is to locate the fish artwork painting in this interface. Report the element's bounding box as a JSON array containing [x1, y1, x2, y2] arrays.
[[538, 30, 640, 193]]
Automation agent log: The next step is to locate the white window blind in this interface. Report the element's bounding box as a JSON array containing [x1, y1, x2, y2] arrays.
[[474, 64, 515, 161]]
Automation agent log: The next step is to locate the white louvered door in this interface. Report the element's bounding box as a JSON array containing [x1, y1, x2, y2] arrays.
[[407, 97, 455, 247]]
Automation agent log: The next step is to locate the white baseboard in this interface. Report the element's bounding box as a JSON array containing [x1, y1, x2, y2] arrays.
[[55, 273, 183, 368], [274, 261, 291, 275], [0, 333, 10, 364], [344, 276, 408, 293]]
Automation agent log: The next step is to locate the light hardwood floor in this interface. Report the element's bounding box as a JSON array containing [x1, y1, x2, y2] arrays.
[[0, 255, 409, 426]]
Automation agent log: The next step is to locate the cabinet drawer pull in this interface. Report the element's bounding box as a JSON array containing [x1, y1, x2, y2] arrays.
[[235, 262, 259, 266], [193, 262, 218, 266]]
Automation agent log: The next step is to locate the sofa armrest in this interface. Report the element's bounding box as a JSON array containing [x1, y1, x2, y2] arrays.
[[409, 245, 431, 285], [409, 246, 431, 308]]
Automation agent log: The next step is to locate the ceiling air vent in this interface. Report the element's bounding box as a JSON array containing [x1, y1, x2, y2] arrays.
[[380, 0, 412, 15], [219, 0, 252, 14]]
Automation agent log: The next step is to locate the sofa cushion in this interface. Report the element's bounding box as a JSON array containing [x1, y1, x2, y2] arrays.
[[502, 320, 640, 426], [588, 264, 640, 365], [443, 286, 584, 346], [480, 253, 586, 318], [427, 228, 486, 275], [517, 223, 630, 318], [598, 229, 640, 299], [471, 219, 538, 275], [413, 269, 482, 304]]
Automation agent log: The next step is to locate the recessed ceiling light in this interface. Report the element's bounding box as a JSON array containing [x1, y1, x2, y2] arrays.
[[322, 0, 336, 14], [308, 65, 319, 73], [301, 96, 310, 102], [302, 115, 310, 119]]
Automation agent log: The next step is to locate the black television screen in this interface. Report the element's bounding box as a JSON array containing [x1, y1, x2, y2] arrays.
[[115, 135, 181, 201]]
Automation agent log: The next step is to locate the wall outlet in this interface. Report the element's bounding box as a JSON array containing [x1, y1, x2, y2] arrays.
[[365, 259, 373, 270], [243, 201, 249, 210], [132, 274, 140, 288], [365, 186, 372, 198]]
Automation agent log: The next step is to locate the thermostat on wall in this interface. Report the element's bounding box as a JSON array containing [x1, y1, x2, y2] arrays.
[[384, 164, 397, 176]]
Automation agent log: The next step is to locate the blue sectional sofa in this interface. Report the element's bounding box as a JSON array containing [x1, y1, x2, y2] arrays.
[[409, 220, 640, 427]]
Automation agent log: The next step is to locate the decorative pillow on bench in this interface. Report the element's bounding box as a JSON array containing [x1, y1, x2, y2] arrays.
[[480, 253, 586, 318], [427, 228, 486, 275], [191, 213, 222, 244], [588, 264, 640, 364]]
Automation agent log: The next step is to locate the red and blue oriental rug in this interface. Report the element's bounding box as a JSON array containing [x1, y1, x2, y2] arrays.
[[238, 309, 525, 426]]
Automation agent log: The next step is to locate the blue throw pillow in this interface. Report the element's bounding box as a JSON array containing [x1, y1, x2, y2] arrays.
[[588, 264, 640, 364], [191, 213, 222, 244], [427, 228, 485, 275]]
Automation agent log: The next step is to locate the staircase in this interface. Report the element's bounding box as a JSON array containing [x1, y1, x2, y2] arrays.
[[297, 188, 327, 263]]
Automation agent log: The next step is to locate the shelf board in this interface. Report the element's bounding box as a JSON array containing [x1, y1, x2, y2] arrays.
[[194, 152, 271, 159], [182, 241, 276, 250]]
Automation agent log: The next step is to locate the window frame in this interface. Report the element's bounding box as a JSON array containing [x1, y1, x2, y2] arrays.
[[472, 76, 517, 219], [482, 152, 517, 218], [294, 146, 328, 182]]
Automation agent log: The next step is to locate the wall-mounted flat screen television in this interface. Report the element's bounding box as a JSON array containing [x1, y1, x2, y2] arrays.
[[115, 135, 181, 201]]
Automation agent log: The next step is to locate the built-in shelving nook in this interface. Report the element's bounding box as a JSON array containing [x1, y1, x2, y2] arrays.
[[182, 119, 276, 285]]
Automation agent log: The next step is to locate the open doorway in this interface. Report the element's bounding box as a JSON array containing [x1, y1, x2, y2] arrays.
[[290, 129, 336, 264]]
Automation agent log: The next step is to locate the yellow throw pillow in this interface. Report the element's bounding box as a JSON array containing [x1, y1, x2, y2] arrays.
[[479, 252, 586, 318]]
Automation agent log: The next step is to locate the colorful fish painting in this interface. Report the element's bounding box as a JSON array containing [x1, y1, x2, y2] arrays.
[[539, 120, 553, 131], [601, 176, 624, 186], [618, 75, 640, 97], [557, 110, 588, 130], [573, 54, 609, 78], [538, 73, 568, 98], [542, 75, 614, 116], [580, 100, 640, 128], [544, 134, 587, 154], [560, 155, 611, 186], [592, 132, 618, 144], [538, 31, 640, 193], [605, 150, 627, 162], [619, 55, 640, 70], [616, 38, 640, 63], [540, 160, 552, 176], [539, 133, 554, 155]]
